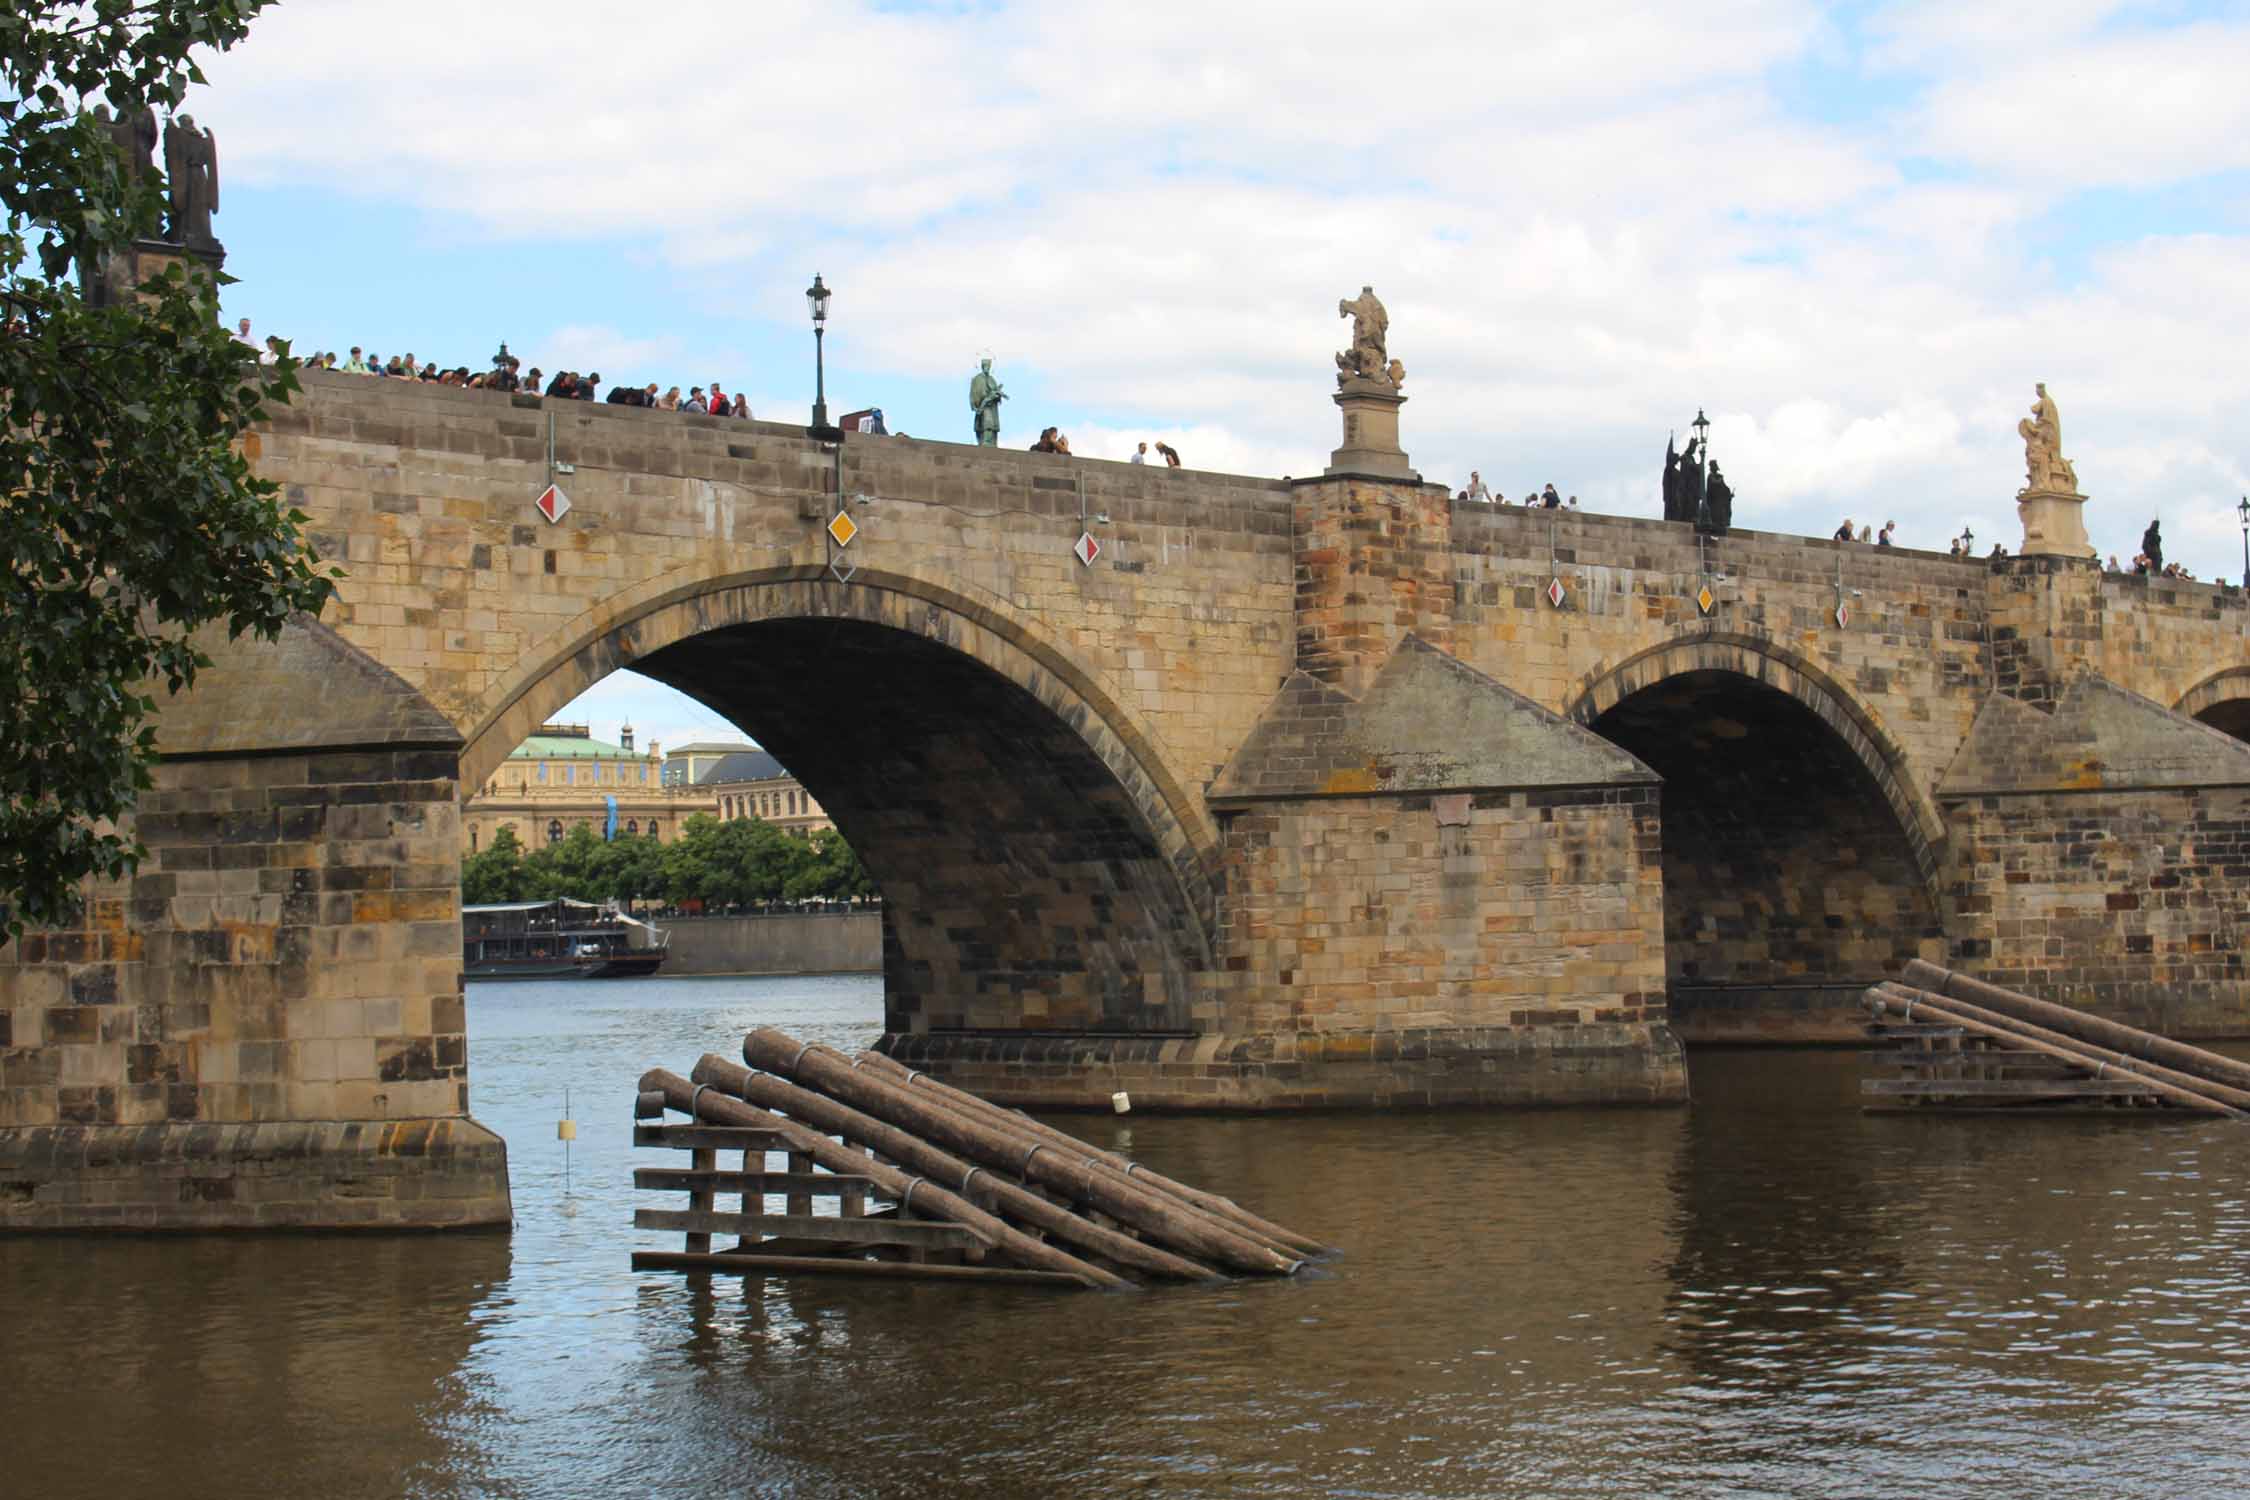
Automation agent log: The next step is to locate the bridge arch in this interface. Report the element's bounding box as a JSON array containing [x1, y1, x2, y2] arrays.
[[1564, 633, 1946, 1033], [1564, 633, 1943, 886], [461, 564, 1218, 1037], [2173, 665, 2250, 743]]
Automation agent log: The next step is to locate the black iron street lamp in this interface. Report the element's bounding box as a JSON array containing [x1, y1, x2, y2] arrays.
[[1690, 408, 1712, 530], [806, 273, 837, 438], [2238, 495, 2248, 589]]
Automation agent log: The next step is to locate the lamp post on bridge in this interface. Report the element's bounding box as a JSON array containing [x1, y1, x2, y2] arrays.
[[806, 273, 840, 441], [2237, 495, 2248, 590], [1690, 407, 1712, 531]]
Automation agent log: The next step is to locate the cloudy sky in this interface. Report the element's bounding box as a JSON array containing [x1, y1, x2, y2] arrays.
[[191, 0, 2250, 753]]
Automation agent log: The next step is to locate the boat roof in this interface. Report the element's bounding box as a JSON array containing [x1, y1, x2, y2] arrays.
[[462, 898, 602, 914]]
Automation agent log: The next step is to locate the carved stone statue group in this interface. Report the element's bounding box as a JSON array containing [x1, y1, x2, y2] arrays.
[[1661, 431, 1732, 535], [92, 102, 221, 253]]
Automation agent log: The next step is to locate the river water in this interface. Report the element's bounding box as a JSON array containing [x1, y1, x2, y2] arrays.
[[7, 973, 2250, 1498]]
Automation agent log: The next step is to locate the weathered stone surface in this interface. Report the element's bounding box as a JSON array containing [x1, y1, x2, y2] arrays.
[[1941, 675, 2250, 795], [0, 1117, 509, 1230], [1211, 635, 1655, 801]]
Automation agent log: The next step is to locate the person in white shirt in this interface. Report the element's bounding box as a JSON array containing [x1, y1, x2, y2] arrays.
[[231, 316, 256, 348], [1465, 470, 1490, 502], [1131, 441, 1148, 464]]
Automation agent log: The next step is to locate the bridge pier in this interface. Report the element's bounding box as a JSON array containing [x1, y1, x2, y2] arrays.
[[0, 620, 509, 1231]]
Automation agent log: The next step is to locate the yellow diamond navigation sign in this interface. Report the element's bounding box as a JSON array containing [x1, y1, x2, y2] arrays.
[[826, 509, 858, 548], [1696, 583, 1716, 615]]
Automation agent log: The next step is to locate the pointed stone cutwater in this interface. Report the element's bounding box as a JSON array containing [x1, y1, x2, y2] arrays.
[[1211, 635, 1656, 802], [1209, 636, 1684, 1109], [1941, 674, 2250, 797]]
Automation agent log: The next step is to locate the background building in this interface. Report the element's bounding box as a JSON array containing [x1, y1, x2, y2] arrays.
[[461, 723, 712, 852], [701, 750, 832, 837], [662, 739, 756, 788]]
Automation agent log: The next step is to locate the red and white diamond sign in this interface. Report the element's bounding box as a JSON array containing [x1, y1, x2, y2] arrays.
[[1546, 577, 1566, 608], [535, 484, 570, 524], [1074, 531, 1101, 568], [1835, 602, 1851, 629]]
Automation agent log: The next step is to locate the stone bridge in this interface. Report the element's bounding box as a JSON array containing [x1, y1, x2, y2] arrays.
[[8, 367, 2250, 1228]]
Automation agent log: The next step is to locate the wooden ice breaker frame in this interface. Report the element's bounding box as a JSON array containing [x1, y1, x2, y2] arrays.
[[1860, 961, 2250, 1118], [630, 1027, 1327, 1289]]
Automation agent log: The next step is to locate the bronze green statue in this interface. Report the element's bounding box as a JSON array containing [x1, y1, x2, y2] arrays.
[[970, 357, 1006, 446]]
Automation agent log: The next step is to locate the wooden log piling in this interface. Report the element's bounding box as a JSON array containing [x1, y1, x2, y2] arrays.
[[629, 1030, 1323, 1290], [1861, 976, 2250, 1119], [851, 1049, 1328, 1258], [635, 1067, 1124, 1288], [740, 1029, 1299, 1276], [1900, 960, 2250, 1097]]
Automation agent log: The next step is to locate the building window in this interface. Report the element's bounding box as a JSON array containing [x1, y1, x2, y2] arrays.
[[547, 819, 563, 845], [649, 821, 661, 841], [470, 827, 478, 852], [537, 762, 547, 782], [626, 819, 638, 835]]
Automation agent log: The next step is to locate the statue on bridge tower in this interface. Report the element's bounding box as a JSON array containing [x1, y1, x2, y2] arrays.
[[2018, 382, 2079, 496], [2014, 381, 2094, 559], [1335, 285, 1403, 388], [1324, 285, 1417, 479]]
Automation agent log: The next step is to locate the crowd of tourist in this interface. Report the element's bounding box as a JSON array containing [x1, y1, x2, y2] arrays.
[[236, 320, 756, 418], [1458, 472, 1576, 508]]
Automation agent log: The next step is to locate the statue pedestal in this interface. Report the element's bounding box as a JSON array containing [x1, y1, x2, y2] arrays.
[[82, 236, 224, 311], [2017, 487, 2093, 559], [1327, 377, 1418, 480]]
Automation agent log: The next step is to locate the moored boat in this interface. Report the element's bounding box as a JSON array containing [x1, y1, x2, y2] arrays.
[[463, 898, 670, 979]]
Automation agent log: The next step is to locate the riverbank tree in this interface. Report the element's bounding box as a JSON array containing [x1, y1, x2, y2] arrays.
[[0, 1, 334, 935], [460, 817, 874, 910]]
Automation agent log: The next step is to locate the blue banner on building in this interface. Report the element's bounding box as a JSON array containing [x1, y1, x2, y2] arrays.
[[605, 794, 619, 841]]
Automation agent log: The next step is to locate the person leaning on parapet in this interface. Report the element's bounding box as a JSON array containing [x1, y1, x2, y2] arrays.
[[1030, 426, 1060, 453], [1155, 440, 1181, 468], [1465, 470, 1490, 502], [1542, 482, 1561, 508], [1132, 441, 1149, 465], [1877, 520, 1895, 547], [342, 347, 367, 373], [1834, 517, 1855, 542]]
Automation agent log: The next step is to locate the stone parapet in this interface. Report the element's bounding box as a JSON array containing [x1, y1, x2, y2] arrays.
[[0, 1117, 509, 1231], [878, 1022, 1686, 1110]]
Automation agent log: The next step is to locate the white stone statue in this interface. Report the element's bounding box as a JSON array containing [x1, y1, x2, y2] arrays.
[[1336, 286, 1401, 388], [2018, 381, 2079, 495]]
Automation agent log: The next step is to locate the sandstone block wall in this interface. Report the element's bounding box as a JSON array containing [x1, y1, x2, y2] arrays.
[[1943, 787, 2250, 1037], [261, 371, 1298, 806], [1214, 789, 1667, 1037], [0, 746, 466, 1131]]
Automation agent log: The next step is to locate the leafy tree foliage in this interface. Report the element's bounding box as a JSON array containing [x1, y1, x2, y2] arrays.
[[459, 823, 530, 905], [1, 1, 335, 933], [459, 817, 875, 910]]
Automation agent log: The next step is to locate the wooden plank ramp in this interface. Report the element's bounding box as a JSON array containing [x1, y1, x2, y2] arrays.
[[1860, 970, 2250, 1119], [630, 1029, 1330, 1290]]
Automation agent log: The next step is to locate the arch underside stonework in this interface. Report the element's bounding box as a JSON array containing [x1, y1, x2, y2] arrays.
[[1566, 632, 1945, 893], [1566, 633, 1948, 1038], [2174, 666, 2250, 742], [460, 568, 1220, 1040]]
